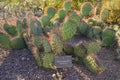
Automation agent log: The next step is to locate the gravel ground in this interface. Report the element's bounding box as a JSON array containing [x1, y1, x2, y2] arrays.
[[0, 36, 120, 80]]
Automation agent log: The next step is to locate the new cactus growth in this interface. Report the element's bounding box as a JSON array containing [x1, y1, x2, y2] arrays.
[[43, 53, 55, 68], [80, 2, 93, 17], [11, 37, 26, 50], [62, 20, 77, 41], [0, 33, 11, 48], [87, 42, 101, 54], [47, 7, 56, 19]]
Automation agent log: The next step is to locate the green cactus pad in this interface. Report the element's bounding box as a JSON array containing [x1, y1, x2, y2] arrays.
[[51, 34, 63, 54], [34, 52, 43, 66], [8, 26, 17, 36], [64, 1, 71, 12], [16, 20, 23, 37], [102, 37, 114, 47], [62, 20, 77, 41], [83, 54, 99, 73], [33, 36, 43, 49], [22, 18, 27, 28], [87, 28, 93, 39], [41, 15, 51, 27], [47, 7, 56, 19], [58, 9, 66, 19], [0, 33, 11, 48], [63, 43, 74, 55], [78, 21, 89, 36], [102, 29, 115, 39], [87, 42, 101, 54], [69, 14, 81, 26], [74, 44, 87, 59], [42, 39, 52, 53], [11, 37, 26, 50], [93, 27, 102, 39], [43, 53, 55, 68], [100, 9, 110, 21], [30, 19, 43, 35], [81, 2, 93, 17], [3, 23, 10, 32]]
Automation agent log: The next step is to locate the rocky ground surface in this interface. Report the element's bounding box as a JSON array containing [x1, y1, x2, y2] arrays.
[[0, 36, 120, 80]]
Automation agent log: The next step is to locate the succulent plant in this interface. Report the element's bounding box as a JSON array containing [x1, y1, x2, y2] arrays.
[[64, 1, 71, 12], [63, 43, 74, 55], [43, 53, 55, 68], [102, 37, 114, 47], [80, 2, 93, 17], [47, 7, 56, 19], [41, 15, 51, 27], [16, 20, 23, 37], [78, 21, 89, 36], [50, 34, 63, 55], [87, 28, 93, 39], [30, 19, 43, 35], [100, 9, 110, 22], [42, 38, 52, 53], [83, 55, 99, 73], [58, 9, 66, 19], [33, 36, 43, 49], [93, 27, 102, 40], [87, 42, 101, 54], [0, 33, 11, 48], [3, 23, 17, 36], [62, 20, 77, 41], [69, 14, 81, 26], [74, 44, 87, 59], [102, 29, 115, 38], [11, 37, 26, 50], [22, 18, 27, 28]]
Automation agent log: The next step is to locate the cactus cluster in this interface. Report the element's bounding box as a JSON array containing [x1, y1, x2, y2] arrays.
[[0, 1, 116, 73]]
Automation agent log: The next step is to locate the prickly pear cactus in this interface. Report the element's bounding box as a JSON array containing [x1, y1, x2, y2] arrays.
[[63, 43, 74, 55], [64, 1, 72, 12], [74, 44, 87, 59], [58, 9, 66, 19], [78, 21, 89, 36], [87, 42, 101, 54], [80, 2, 93, 17], [16, 20, 23, 37], [102, 29, 115, 47], [93, 27, 102, 40], [69, 14, 81, 26], [83, 54, 105, 73], [43, 53, 55, 68], [87, 27, 93, 39], [0, 33, 11, 48], [41, 15, 51, 27], [62, 20, 77, 41], [50, 34, 63, 55], [100, 9, 110, 22], [11, 37, 26, 50], [42, 39, 52, 53], [47, 7, 56, 19]]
